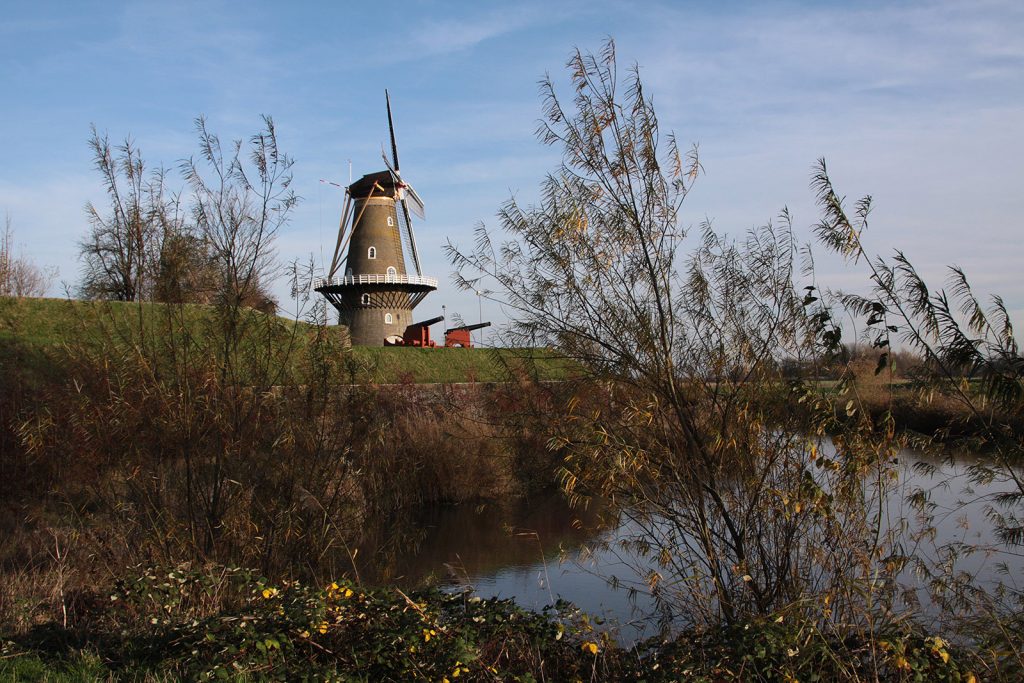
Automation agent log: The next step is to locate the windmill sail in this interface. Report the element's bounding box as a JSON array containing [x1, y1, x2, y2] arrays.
[[394, 199, 413, 268], [381, 90, 424, 276], [327, 190, 352, 279], [404, 184, 425, 220], [386, 89, 400, 171], [398, 196, 422, 276]]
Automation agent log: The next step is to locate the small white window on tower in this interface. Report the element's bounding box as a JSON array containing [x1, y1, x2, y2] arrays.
[[384, 313, 393, 325], [386, 266, 397, 280], [387, 215, 394, 227], [368, 246, 377, 259], [361, 294, 370, 305]]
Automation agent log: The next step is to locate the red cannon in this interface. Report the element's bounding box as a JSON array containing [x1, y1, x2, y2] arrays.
[[444, 322, 491, 348], [385, 315, 444, 347]]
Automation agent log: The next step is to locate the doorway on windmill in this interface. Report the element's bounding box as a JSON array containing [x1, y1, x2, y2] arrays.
[[361, 294, 370, 305], [386, 266, 397, 281]]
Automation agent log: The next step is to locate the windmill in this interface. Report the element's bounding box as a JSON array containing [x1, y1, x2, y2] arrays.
[[314, 91, 438, 346]]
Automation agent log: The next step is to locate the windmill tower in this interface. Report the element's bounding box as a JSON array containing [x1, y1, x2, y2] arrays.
[[314, 92, 437, 346]]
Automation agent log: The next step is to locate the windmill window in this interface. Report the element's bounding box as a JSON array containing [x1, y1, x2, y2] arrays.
[[384, 313, 393, 325], [361, 294, 370, 305], [386, 266, 397, 279], [368, 246, 377, 259], [387, 216, 394, 227]]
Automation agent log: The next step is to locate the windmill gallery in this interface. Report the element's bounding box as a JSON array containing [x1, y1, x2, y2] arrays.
[[313, 92, 490, 348]]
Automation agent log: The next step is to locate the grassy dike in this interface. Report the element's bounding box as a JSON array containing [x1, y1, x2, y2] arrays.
[[0, 296, 577, 385]]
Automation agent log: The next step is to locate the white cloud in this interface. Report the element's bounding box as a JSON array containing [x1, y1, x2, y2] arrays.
[[413, 13, 533, 55]]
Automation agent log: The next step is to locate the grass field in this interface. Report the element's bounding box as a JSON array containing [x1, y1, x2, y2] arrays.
[[0, 296, 575, 384]]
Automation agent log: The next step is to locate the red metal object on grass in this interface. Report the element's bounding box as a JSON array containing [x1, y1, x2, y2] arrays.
[[384, 315, 444, 347], [444, 322, 491, 348]]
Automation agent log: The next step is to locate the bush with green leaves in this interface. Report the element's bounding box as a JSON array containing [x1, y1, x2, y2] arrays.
[[2, 563, 979, 681]]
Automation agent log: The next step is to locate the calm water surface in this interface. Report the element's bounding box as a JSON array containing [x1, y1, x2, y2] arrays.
[[352, 447, 1023, 643]]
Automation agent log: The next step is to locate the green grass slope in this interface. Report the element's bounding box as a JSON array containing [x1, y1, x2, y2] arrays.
[[0, 296, 575, 384]]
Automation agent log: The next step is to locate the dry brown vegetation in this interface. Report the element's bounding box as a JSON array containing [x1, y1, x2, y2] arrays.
[[0, 311, 564, 636], [0, 114, 568, 642]]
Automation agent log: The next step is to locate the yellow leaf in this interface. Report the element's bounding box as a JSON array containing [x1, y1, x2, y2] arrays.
[[582, 641, 599, 655]]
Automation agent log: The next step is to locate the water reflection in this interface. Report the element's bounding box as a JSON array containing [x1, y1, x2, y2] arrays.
[[353, 493, 605, 588], [889, 447, 1024, 613], [350, 446, 1023, 644], [353, 492, 662, 642]]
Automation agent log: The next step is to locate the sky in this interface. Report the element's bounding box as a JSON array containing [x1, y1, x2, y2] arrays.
[[1, 0, 1022, 335]]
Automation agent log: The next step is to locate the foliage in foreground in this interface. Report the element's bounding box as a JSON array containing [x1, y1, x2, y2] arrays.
[[448, 37, 1024, 650], [0, 564, 981, 682]]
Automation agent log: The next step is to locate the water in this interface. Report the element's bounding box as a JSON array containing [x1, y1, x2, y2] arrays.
[[351, 446, 1023, 643], [887, 448, 1024, 608]]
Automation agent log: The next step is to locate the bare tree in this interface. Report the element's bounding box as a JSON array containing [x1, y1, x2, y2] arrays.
[[182, 115, 294, 316], [1, 214, 55, 297], [80, 123, 280, 309], [448, 40, 898, 628], [80, 129, 164, 301]]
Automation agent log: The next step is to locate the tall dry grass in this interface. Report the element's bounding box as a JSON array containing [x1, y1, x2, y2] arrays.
[[0, 300, 565, 636]]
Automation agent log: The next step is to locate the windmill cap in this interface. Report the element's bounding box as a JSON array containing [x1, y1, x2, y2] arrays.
[[349, 170, 402, 198]]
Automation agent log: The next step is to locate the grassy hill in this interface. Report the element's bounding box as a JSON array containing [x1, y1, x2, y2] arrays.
[[0, 296, 575, 384]]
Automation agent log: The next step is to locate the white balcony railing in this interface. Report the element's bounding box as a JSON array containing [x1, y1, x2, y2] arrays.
[[313, 273, 439, 289]]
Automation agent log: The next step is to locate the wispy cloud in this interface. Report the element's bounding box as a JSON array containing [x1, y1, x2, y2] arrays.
[[1, 0, 1021, 322], [413, 12, 536, 55]]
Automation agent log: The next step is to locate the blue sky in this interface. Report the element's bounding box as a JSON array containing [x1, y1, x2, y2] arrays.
[[1, 0, 1022, 330]]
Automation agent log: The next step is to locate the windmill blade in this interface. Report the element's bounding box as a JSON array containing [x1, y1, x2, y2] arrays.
[[385, 89, 400, 172], [404, 183, 426, 220], [381, 147, 400, 183], [327, 190, 353, 279], [331, 183, 382, 280], [399, 198, 423, 276]]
